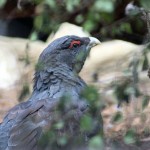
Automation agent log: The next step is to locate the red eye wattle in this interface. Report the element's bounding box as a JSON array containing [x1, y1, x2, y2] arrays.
[[69, 40, 81, 49]]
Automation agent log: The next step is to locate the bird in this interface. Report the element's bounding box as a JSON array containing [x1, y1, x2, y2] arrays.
[[0, 35, 101, 150]]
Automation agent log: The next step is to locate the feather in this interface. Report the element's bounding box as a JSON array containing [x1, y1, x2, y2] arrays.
[[36, 78, 43, 90], [0, 36, 101, 150]]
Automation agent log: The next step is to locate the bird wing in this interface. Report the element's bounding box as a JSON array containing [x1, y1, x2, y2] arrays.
[[0, 99, 59, 150], [0, 98, 88, 150]]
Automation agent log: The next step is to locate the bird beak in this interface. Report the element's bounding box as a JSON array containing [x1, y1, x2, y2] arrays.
[[89, 37, 101, 48]]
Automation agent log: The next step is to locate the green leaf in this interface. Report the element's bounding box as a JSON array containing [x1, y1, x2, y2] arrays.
[[65, 0, 80, 12], [124, 129, 136, 144], [0, 0, 6, 8], [58, 94, 72, 111], [75, 14, 84, 23], [125, 87, 135, 95], [57, 136, 67, 146], [39, 130, 55, 147], [112, 112, 123, 123], [94, 0, 114, 13], [30, 31, 38, 41], [120, 23, 132, 33], [142, 96, 150, 110], [34, 15, 43, 31], [142, 54, 149, 71], [54, 121, 64, 129], [35, 61, 44, 71], [45, 0, 56, 8], [140, 0, 150, 11], [34, 0, 44, 4], [81, 86, 99, 103], [83, 20, 96, 32], [89, 136, 104, 150], [80, 115, 93, 131]]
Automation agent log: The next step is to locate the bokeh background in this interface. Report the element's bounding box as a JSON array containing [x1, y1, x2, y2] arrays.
[[0, 0, 149, 42]]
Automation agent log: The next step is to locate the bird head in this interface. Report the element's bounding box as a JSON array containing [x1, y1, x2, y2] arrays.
[[38, 35, 100, 73]]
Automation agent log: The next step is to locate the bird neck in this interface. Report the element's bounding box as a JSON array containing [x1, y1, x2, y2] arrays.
[[33, 63, 86, 93]]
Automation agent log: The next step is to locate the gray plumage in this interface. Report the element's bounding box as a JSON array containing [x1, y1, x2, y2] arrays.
[[0, 35, 101, 150]]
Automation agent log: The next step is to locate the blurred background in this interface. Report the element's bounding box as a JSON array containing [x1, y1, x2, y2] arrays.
[[0, 0, 149, 42], [0, 0, 150, 149]]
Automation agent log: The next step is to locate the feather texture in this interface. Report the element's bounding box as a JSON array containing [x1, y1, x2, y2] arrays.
[[0, 36, 101, 149]]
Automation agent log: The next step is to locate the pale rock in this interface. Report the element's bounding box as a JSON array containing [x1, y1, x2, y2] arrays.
[[47, 22, 90, 43], [0, 36, 45, 89], [80, 40, 146, 82]]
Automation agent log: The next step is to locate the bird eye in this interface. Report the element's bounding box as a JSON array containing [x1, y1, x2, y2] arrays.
[[69, 40, 81, 49], [73, 43, 79, 48]]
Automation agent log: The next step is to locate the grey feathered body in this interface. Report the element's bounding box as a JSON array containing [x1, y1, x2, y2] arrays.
[[31, 64, 86, 101], [0, 64, 86, 150], [0, 35, 101, 150]]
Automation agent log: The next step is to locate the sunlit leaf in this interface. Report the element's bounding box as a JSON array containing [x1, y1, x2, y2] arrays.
[[80, 115, 93, 131], [142, 96, 150, 110], [35, 61, 44, 71], [89, 136, 104, 150], [120, 23, 132, 33], [75, 14, 84, 23], [125, 87, 135, 95], [142, 54, 149, 71], [34, 0, 44, 4], [80, 86, 99, 104], [54, 121, 64, 129], [30, 31, 38, 41], [57, 136, 67, 146], [58, 94, 72, 111], [112, 112, 123, 123], [45, 0, 56, 8], [94, 0, 114, 13], [124, 129, 136, 144], [83, 20, 96, 32], [0, 0, 6, 8], [140, 0, 150, 11], [34, 15, 43, 31], [65, 0, 80, 12]]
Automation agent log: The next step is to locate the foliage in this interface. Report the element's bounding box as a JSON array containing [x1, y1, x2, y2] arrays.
[[124, 129, 136, 144], [37, 86, 104, 150], [89, 135, 104, 150], [142, 96, 150, 110], [140, 0, 150, 11], [111, 111, 123, 123], [30, 0, 148, 43], [0, 0, 148, 43]]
